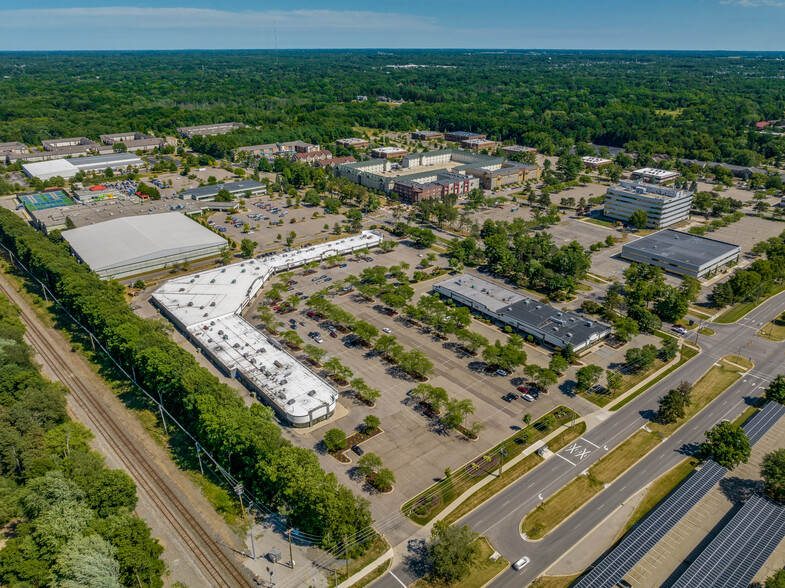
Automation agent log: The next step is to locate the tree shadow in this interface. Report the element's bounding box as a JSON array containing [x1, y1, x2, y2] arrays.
[[639, 408, 658, 423], [676, 441, 701, 456], [719, 477, 764, 504], [467, 361, 488, 373], [402, 537, 430, 578]]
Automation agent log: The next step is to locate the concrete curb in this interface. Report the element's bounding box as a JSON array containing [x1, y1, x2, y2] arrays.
[[336, 548, 394, 588]]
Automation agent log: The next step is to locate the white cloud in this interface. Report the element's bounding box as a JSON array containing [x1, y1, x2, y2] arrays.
[[0, 6, 436, 31], [720, 0, 785, 6]]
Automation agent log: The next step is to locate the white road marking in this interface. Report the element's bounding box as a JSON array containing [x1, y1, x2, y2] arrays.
[[556, 453, 576, 466], [389, 571, 407, 588], [581, 437, 600, 448]]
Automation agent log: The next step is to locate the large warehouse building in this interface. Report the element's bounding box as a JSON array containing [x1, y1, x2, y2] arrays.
[[604, 180, 694, 229], [179, 179, 267, 201], [152, 231, 383, 427], [62, 212, 227, 279], [22, 153, 144, 180], [620, 229, 740, 278], [434, 274, 610, 351]]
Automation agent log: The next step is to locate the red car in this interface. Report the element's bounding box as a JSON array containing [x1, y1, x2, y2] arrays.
[[516, 386, 529, 394], [306, 311, 315, 318], [330, 331, 338, 338]]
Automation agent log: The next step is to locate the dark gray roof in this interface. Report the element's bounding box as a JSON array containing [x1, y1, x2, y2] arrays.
[[622, 229, 739, 269], [497, 297, 609, 346], [180, 180, 265, 199]]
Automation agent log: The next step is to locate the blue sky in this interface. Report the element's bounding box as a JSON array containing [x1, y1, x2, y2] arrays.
[[1, 1, 784, 51]]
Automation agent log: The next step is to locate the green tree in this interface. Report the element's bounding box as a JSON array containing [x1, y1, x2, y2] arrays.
[[219, 245, 233, 265], [240, 238, 256, 258], [765, 375, 785, 405], [427, 521, 480, 585], [52, 534, 121, 588], [606, 370, 623, 394], [371, 468, 396, 491], [324, 429, 347, 452], [282, 329, 304, 349], [85, 469, 138, 518], [549, 355, 569, 375], [90, 514, 165, 588], [761, 449, 785, 504], [575, 364, 604, 392], [613, 316, 640, 342], [661, 337, 679, 361], [629, 209, 648, 230], [357, 453, 383, 477], [352, 320, 379, 346], [701, 421, 750, 469], [363, 415, 381, 434], [765, 570, 785, 588]]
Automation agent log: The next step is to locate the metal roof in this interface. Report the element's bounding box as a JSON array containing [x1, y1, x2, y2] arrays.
[[62, 211, 225, 275], [180, 180, 266, 200], [670, 494, 785, 588]]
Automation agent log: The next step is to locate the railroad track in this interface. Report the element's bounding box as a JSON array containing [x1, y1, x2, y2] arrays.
[[0, 280, 252, 588]]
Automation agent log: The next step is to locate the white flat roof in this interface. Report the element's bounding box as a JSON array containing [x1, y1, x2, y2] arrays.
[[582, 156, 612, 164], [22, 159, 78, 177], [633, 167, 680, 178], [63, 211, 226, 274], [152, 231, 383, 423], [191, 314, 337, 419]]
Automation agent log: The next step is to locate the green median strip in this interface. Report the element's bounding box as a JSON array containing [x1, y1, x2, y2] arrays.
[[714, 284, 785, 324], [443, 422, 586, 526], [521, 429, 660, 540], [610, 344, 699, 411], [402, 407, 578, 525], [347, 559, 392, 588], [757, 318, 785, 342], [411, 537, 508, 588]]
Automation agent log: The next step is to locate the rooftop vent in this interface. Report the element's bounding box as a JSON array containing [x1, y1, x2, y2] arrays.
[[203, 313, 208, 317], [210, 279, 215, 283], [308, 390, 316, 396], [179, 287, 185, 292], [287, 399, 296, 405], [586, 321, 593, 327], [210, 302, 216, 306], [187, 301, 193, 307]]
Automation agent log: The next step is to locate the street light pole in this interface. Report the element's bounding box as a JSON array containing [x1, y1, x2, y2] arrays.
[[287, 528, 295, 568]]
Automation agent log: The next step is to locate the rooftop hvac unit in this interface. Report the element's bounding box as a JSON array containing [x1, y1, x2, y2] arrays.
[[287, 399, 296, 405], [586, 321, 593, 327], [187, 301, 193, 307], [308, 390, 316, 396], [179, 287, 185, 292], [233, 343, 240, 349], [210, 321, 215, 325], [218, 330, 224, 335], [210, 302, 216, 306], [203, 313, 208, 317]]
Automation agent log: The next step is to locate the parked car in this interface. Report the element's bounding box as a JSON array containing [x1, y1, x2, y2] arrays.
[[351, 445, 364, 456], [495, 369, 508, 377], [521, 393, 535, 402], [512, 556, 530, 571], [673, 325, 688, 335], [330, 331, 338, 338], [503, 393, 518, 402], [382, 327, 392, 333]]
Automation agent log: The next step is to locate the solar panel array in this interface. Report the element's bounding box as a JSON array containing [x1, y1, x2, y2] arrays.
[[670, 494, 785, 588], [743, 401, 785, 445], [572, 461, 728, 588], [573, 402, 784, 588]]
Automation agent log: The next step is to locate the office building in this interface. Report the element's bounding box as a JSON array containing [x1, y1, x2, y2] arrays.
[[335, 138, 369, 149], [371, 146, 408, 159], [631, 167, 681, 184], [411, 130, 443, 141], [582, 156, 613, 169], [393, 172, 479, 203], [502, 145, 536, 156], [180, 180, 266, 201], [444, 131, 486, 142], [434, 274, 610, 351], [465, 161, 541, 189], [604, 180, 694, 229], [177, 123, 246, 138], [620, 229, 740, 278], [99, 132, 164, 152]]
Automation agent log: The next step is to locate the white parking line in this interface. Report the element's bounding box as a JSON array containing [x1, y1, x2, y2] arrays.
[[581, 437, 600, 448]]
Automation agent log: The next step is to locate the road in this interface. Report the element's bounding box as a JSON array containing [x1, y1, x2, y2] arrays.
[[373, 291, 785, 588], [0, 273, 254, 588]]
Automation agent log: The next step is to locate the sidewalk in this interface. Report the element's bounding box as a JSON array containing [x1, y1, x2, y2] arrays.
[[337, 420, 587, 588]]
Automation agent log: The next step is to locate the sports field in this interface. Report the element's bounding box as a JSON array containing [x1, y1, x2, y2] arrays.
[[19, 190, 74, 211]]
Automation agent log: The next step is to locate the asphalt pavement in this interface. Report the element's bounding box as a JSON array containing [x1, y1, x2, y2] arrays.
[[372, 290, 785, 588]]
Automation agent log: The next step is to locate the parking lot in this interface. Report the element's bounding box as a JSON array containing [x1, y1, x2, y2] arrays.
[[231, 240, 612, 536]]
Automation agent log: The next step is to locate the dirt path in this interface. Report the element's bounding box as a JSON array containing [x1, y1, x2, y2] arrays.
[[0, 271, 253, 588]]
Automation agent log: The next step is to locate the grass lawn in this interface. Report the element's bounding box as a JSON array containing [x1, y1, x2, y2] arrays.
[[621, 458, 697, 535], [758, 318, 785, 342], [522, 430, 661, 540], [403, 407, 578, 525], [697, 326, 715, 336], [411, 537, 508, 588], [714, 284, 785, 324], [348, 559, 392, 588], [588, 430, 661, 483], [722, 355, 754, 370], [610, 344, 699, 411], [650, 359, 743, 437], [688, 306, 714, 320], [443, 423, 586, 526], [585, 273, 610, 284], [581, 217, 616, 228], [337, 535, 389, 585], [530, 574, 582, 588]]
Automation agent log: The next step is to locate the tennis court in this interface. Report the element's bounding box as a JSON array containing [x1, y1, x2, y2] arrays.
[[19, 190, 75, 211]]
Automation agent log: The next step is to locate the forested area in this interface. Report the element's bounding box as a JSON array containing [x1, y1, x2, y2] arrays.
[[0, 293, 165, 586], [0, 209, 373, 548], [1, 51, 785, 164]]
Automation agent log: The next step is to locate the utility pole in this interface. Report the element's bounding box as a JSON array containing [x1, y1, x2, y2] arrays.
[[344, 535, 349, 577], [195, 443, 204, 476], [287, 528, 295, 568], [499, 447, 507, 476], [333, 569, 338, 587], [235, 484, 255, 559]]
